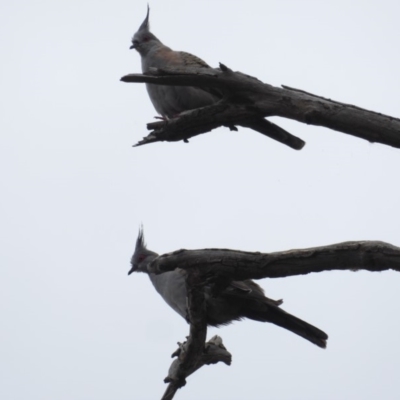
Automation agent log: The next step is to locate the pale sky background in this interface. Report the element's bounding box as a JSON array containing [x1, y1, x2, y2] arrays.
[[1, 0, 400, 399]]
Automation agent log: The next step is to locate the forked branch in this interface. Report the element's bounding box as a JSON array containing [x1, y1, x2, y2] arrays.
[[150, 240, 399, 399], [121, 64, 400, 150], [161, 270, 231, 400]]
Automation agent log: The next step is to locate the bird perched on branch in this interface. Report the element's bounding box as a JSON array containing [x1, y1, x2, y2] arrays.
[[129, 5, 220, 119], [127, 6, 307, 149], [128, 228, 328, 348]]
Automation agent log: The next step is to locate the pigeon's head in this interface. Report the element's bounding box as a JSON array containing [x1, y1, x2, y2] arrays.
[[130, 5, 161, 56], [128, 226, 158, 275]]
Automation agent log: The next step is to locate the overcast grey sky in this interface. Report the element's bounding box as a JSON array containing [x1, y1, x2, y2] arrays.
[[1, 0, 400, 399]]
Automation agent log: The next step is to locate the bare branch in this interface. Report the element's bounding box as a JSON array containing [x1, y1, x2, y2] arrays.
[[121, 65, 400, 149], [161, 269, 208, 400], [239, 118, 305, 149], [134, 106, 305, 150], [162, 336, 231, 400], [148, 239, 400, 399], [139, 237, 399, 398], [148, 241, 400, 281]]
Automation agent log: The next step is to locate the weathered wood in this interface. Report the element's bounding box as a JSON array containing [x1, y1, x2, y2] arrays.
[[148, 241, 400, 281], [138, 108, 305, 150], [121, 65, 400, 149], [162, 336, 231, 400], [143, 237, 400, 399], [161, 269, 208, 400]]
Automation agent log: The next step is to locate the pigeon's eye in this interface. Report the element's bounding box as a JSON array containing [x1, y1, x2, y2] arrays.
[[138, 254, 146, 262]]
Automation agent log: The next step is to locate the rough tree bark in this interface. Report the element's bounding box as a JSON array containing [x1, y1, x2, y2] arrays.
[[121, 64, 400, 150], [122, 57, 400, 400], [149, 241, 400, 279], [161, 270, 232, 400], [149, 240, 400, 399]]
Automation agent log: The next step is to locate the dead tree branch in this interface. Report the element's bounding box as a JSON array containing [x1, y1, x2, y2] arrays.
[[146, 240, 399, 399], [161, 270, 231, 400], [163, 335, 231, 400], [148, 241, 400, 281], [143, 107, 305, 150], [121, 64, 400, 149]]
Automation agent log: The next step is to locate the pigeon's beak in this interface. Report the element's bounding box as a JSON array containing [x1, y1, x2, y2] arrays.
[[129, 43, 136, 50], [127, 264, 137, 275]]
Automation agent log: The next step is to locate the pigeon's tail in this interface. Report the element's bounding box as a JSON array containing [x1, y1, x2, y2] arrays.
[[248, 304, 328, 348]]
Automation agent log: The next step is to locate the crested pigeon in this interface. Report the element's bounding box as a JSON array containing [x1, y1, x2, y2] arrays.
[[128, 228, 328, 348], [130, 6, 220, 119]]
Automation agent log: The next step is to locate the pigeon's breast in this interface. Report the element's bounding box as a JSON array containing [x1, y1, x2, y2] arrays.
[[145, 83, 218, 119]]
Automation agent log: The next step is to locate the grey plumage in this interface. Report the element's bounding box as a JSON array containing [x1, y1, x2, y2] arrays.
[[130, 6, 220, 119], [128, 228, 328, 348]]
